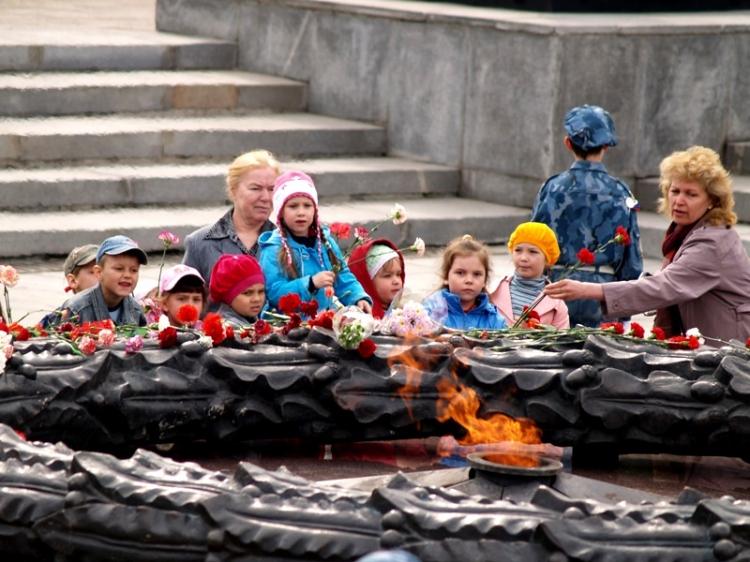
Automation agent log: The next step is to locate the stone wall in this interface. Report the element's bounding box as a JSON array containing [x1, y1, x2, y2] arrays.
[[157, 0, 750, 206]]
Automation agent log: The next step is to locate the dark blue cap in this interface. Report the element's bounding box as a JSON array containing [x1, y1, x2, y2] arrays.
[[564, 105, 618, 150], [96, 235, 148, 265]]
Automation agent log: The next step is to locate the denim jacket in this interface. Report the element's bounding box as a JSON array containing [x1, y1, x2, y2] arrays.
[[258, 226, 370, 311], [422, 289, 507, 331], [182, 208, 275, 282], [58, 285, 146, 326]]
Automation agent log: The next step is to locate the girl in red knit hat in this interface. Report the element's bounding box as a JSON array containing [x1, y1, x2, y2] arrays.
[[209, 254, 266, 326]]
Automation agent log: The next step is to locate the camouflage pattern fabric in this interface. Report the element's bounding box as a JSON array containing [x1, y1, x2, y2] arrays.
[[531, 160, 643, 327]]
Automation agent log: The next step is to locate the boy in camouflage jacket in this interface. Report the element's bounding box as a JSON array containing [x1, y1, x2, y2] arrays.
[[531, 105, 643, 327]]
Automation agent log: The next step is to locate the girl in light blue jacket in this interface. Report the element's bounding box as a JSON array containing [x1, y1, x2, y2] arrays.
[[258, 171, 371, 313], [422, 235, 506, 331]]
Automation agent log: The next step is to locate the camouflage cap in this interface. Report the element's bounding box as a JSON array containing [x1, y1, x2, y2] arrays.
[[564, 105, 618, 151]]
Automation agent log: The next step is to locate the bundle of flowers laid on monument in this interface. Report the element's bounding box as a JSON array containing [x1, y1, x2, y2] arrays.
[[466, 321, 708, 351]]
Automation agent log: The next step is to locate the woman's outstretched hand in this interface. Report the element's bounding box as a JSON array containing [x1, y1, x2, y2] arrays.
[[545, 279, 604, 301]]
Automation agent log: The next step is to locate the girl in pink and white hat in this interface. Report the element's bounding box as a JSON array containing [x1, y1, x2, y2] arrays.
[[258, 171, 372, 313]]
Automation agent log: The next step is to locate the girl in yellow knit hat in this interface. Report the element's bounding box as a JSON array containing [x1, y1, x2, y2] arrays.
[[491, 222, 569, 329]]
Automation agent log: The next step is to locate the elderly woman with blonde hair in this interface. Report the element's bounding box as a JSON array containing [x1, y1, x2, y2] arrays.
[[545, 145, 750, 344], [183, 149, 281, 282]]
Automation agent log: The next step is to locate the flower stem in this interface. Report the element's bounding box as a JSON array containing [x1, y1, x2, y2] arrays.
[[511, 292, 546, 328], [156, 247, 167, 298], [3, 285, 12, 324]]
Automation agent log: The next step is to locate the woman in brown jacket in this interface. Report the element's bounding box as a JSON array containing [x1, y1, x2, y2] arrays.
[[545, 146, 750, 345]]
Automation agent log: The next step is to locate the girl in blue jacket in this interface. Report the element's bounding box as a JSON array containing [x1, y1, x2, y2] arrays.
[[422, 235, 506, 331], [258, 171, 372, 313]]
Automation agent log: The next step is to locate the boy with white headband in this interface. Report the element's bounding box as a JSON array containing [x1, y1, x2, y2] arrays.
[[348, 238, 405, 319]]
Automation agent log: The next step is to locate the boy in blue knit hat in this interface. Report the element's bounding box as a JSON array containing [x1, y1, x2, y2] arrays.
[[530, 105, 643, 327], [56, 235, 148, 326]]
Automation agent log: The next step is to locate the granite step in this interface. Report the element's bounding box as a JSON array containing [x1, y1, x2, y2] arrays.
[[636, 210, 750, 261], [0, 30, 237, 71], [726, 141, 750, 175], [0, 197, 529, 258], [0, 157, 459, 211], [0, 70, 306, 116], [0, 112, 386, 163], [634, 175, 750, 223]]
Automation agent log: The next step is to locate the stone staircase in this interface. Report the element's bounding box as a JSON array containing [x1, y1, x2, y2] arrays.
[[0, 32, 527, 260], [2, 29, 746, 261]]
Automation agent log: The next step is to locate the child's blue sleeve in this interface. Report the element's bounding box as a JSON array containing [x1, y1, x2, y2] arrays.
[[422, 291, 449, 326], [490, 312, 507, 330], [258, 246, 313, 309]]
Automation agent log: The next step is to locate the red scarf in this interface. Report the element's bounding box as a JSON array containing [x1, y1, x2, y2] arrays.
[[653, 221, 701, 336]]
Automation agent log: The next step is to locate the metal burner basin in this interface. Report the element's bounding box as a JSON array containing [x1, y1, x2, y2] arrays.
[[467, 451, 563, 478]]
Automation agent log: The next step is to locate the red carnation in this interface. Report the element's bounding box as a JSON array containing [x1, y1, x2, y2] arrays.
[[279, 293, 302, 315], [746, 337, 750, 349], [522, 306, 541, 321], [354, 226, 370, 240], [576, 248, 596, 265], [287, 313, 301, 330], [300, 300, 319, 318], [614, 226, 631, 246], [629, 322, 645, 338], [225, 325, 235, 341], [0, 321, 7, 333], [330, 222, 352, 240], [203, 313, 226, 345], [667, 335, 699, 349], [651, 327, 667, 341], [254, 319, 272, 336], [308, 310, 335, 330], [525, 317, 541, 329], [600, 321, 625, 335], [9, 323, 30, 341], [357, 338, 377, 359], [177, 304, 199, 325], [158, 326, 178, 349]]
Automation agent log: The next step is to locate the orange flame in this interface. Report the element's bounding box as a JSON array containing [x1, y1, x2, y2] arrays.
[[391, 340, 544, 468], [435, 376, 542, 467]]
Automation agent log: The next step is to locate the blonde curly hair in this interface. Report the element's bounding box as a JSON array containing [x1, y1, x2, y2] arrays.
[[225, 149, 281, 202], [657, 146, 736, 226]]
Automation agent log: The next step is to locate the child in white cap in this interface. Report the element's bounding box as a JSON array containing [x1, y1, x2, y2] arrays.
[[347, 238, 404, 319]]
